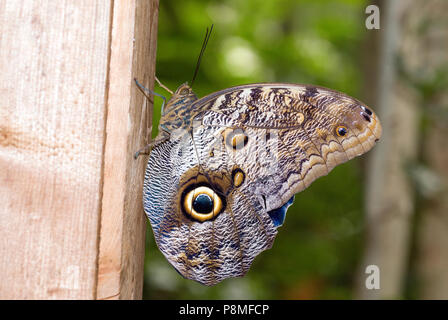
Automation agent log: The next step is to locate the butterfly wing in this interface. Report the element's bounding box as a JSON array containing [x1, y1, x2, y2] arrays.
[[144, 83, 381, 286], [192, 83, 381, 212], [144, 127, 277, 286]]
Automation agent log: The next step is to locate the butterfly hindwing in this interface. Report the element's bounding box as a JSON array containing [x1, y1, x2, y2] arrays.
[[145, 125, 277, 285]]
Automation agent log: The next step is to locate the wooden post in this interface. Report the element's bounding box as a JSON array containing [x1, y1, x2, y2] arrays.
[[0, 0, 158, 299]]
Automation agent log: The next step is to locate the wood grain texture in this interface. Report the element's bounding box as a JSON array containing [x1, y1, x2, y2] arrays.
[[96, 0, 158, 300], [0, 0, 112, 299], [0, 0, 158, 299]]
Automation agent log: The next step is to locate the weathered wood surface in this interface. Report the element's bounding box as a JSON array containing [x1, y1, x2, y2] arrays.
[[0, 0, 158, 299], [97, 0, 158, 300]]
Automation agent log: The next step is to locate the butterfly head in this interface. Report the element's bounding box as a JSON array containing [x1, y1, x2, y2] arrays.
[[163, 83, 198, 114]]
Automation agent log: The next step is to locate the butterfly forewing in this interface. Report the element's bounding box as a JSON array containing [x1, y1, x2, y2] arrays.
[[193, 84, 381, 205]]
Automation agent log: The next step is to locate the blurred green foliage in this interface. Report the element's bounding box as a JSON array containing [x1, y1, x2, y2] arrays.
[[143, 0, 369, 299]]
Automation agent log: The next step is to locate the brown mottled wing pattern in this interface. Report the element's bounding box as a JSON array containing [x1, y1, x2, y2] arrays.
[[194, 84, 381, 210], [144, 126, 278, 286], [143, 83, 381, 286]]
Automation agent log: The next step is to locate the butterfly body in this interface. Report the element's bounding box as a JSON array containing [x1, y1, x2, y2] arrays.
[[144, 82, 381, 286]]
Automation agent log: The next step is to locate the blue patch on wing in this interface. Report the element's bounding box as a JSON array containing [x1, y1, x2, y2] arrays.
[[267, 195, 295, 227]]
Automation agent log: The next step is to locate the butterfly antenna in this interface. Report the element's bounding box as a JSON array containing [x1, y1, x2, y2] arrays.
[[191, 24, 214, 87]]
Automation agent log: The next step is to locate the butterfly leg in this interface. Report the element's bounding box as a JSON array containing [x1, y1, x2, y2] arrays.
[[154, 76, 173, 95], [134, 133, 170, 159]]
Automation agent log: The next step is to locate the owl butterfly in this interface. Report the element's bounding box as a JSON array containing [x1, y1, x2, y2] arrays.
[[140, 26, 380, 287], [142, 79, 382, 286]]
